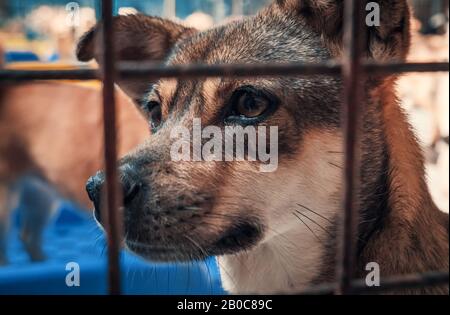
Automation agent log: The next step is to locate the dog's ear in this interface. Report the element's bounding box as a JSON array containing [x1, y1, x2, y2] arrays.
[[77, 14, 195, 103], [275, 0, 411, 61]]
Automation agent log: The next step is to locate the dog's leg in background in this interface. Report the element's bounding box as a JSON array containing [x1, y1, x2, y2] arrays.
[[19, 176, 58, 262], [0, 182, 10, 265], [0, 181, 21, 265]]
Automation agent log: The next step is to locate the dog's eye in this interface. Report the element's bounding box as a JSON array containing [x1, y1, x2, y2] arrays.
[[145, 101, 162, 132], [226, 86, 277, 125], [236, 92, 268, 118]]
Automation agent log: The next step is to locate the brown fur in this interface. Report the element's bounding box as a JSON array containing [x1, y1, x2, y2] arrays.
[[356, 83, 449, 294], [76, 0, 448, 294]]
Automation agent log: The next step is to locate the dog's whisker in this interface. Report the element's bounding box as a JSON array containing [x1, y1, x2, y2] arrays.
[[270, 245, 296, 288], [326, 151, 344, 154], [233, 250, 253, 276], [292, 212, 324, 244], [215, 259, 239, 290], [183, 235, 208, 257], [328, 161, 343, 169], [264, 227, 300, 249], [297, 203, 333, 224], [294, 210, 332, 236], [181, 204, 311, 250]]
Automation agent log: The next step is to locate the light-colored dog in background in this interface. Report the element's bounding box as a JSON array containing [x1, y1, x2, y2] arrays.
[[0, 79, 148, 263]]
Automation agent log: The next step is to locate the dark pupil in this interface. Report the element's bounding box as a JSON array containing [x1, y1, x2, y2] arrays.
[[243, 95, 255, 111], [239, 93, 264, 117]]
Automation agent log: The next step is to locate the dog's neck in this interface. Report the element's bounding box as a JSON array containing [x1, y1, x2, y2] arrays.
[[355, 84, 449, 294], [217, 221, 337, 293]]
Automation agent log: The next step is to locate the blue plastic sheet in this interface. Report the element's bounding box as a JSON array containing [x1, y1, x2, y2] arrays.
[[0, 203, 225, 295]]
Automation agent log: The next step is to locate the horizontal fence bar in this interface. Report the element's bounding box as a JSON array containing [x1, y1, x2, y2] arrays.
[[0, 68, 98, 81], [350, 270, 450, 294], [0, 61, 448, 82], [365, 61, 450, 74], [299, 271, 449, 295], [117, 61, 341, 78]]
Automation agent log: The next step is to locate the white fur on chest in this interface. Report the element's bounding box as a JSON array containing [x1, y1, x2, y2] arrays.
[[217, 227, 328, 294], [217, 131, 343, 294]]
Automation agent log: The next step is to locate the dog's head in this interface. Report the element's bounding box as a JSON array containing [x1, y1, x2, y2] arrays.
[[79, 0, 410, 262]]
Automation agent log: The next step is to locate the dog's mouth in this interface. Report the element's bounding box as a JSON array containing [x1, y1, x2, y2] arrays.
[[124, 240, 187, 261], [88, 163, 266, 262], [123, 220, 264, 262], [209, 221, 264, 255]]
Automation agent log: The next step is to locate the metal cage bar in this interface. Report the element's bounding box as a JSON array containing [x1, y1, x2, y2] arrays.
[[337, 0, 365, 295], [300, 271, 450, 295], [1, 62, 449, 82], [0, 0, 448, 295], [100, 0, 121, 295]]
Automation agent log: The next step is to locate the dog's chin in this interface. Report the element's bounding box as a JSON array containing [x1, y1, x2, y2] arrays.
[[125, 241, 204, 262], [125, 221, 264, 263]]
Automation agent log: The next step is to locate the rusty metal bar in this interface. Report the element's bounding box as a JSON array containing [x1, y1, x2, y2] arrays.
[[364, 61, 450, 74], [300, 271, 449, 295], [117, 60, 449, 78], [336, 0, 365, 295], [0, 68, 98, 81], [0, 62, 448, 82], [349, 271, 450, 294], [100, 0, 122, 295]]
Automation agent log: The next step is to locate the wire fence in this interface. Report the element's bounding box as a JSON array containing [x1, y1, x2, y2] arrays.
[[1, 0, 449, 295]]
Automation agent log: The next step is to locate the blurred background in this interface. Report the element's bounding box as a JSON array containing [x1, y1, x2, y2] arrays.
[[0, 0, 448, 294], [0, 0, 273, 62], [0, 1, 448, 211]]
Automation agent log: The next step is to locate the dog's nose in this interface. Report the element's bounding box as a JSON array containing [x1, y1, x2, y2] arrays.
[[86, 171, 105, 221], [86, 164, 142, 222], [86, 171, 104, 206]]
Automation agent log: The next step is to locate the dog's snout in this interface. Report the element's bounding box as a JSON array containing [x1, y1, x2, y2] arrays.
[[86, 171, 104, 204], [86, 164, 142, 222], [86, 171, 105, 222]]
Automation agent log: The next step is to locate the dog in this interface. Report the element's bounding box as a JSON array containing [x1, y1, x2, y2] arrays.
[[78, 0, 449, 294], [0, 81, 148, 263], [1, 0, 446, 294]]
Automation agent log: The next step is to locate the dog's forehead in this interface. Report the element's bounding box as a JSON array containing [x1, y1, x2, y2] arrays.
[[168, 13, 329, 66], [148, 13, 335, 119]]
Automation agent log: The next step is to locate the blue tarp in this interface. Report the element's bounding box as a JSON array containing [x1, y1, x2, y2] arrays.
[[0, 203, 225, 295]]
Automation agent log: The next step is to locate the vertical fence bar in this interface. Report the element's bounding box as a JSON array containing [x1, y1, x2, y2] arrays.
[[336, 0, 366, 295], [163, 0, 176, 19], [100, 0, 122, 295], [232, 0, 244, 16]]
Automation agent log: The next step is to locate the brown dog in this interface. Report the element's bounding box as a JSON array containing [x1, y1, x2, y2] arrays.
[[79, 0, 448, 294], [0, 82, 148, 263]]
